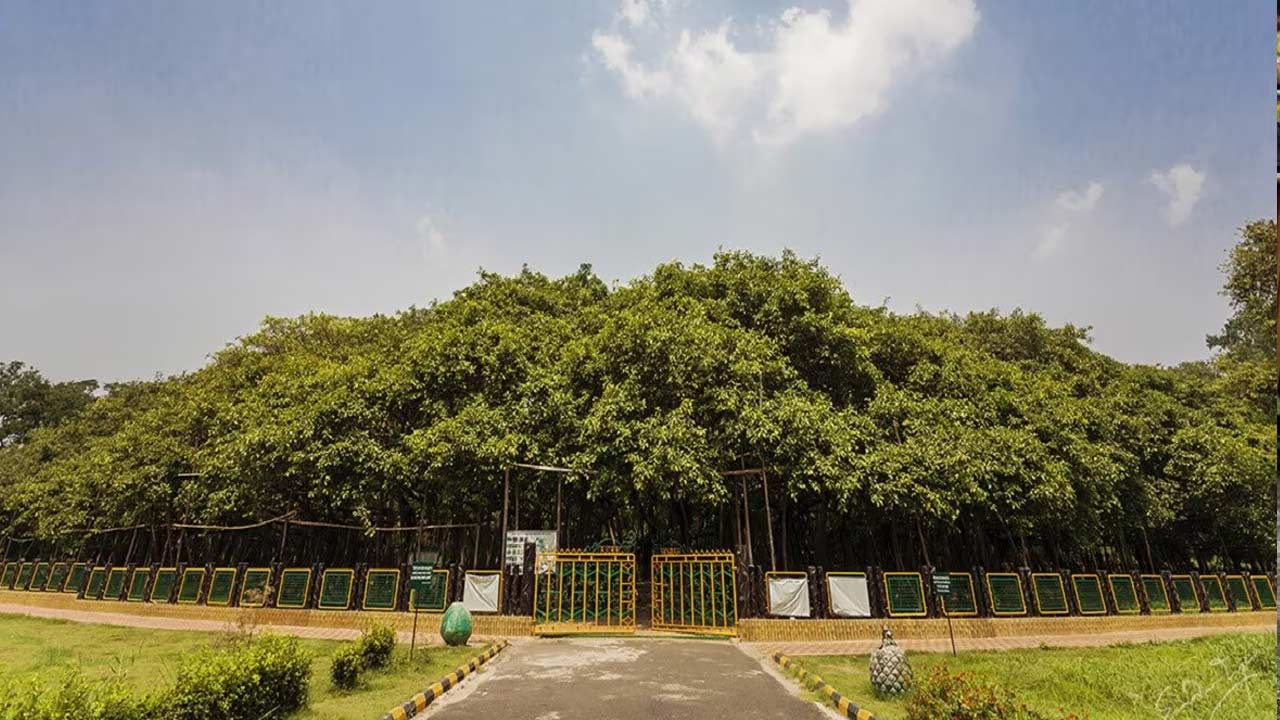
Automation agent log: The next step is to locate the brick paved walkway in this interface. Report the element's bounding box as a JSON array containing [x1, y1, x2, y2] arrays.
[[750, 623, 1276, 657]]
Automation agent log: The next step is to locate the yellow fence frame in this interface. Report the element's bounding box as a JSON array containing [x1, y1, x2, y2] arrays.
[[1199, 575, 1227, 612], [941, 571, 979, 617], [651, 551, 737, 635], [1069, 574, 1106, 616], [463, 570, 504, 614], [1140, 574, 1170, 613], [1250, 575, 1277, 610], [1169, 574, 1200, 613], [104, 568, 127, 601], [15, 562, 32, 590], [361, 568, 401, 611], [206, 567, 238, 607], [1031, 573, 1069, 616], [125, 568, 150, 602], [177, 568, 206, 605], [149, 567, 178, 602], [1223, 574, 1250, 611], [1106, 574, 1140, 615], [985, 572, 1027, 616], [84, 567, 108, 598], [276, 568, 313, 609], [882, 571, 928, 618], [409, 569, 450, 612], [318, 569, 356, 610], [31, 562, 51, 591], [47, 563, 69, 593], [62, 562, 87, 593], [238, 567, 273, 607], [533, 550, 635, 635]]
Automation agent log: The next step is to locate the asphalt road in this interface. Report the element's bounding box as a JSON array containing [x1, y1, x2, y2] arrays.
[[426, 637, 835, 720]]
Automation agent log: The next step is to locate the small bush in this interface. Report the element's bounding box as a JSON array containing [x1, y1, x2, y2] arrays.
[[330, 643, 365, 691], [907, 667, 1069, 720], [167, 634, 311, 720], [358, 622, 397, 670], [0, 670, 160, 720]]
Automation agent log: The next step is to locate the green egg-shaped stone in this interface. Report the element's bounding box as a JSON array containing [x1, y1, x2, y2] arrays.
[[440, 601, 473, 646]]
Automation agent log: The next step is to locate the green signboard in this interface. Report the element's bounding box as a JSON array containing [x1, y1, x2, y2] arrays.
[[1141, 575, 1170, 612], [1200, 576, 1227, 611], [104, 568, 127, 600], [410, 569, 449, 611], [1224, 576, 1251, 611], [31, 563, 51, 591], [1108, 575, 1139, 614], [177, 569, 205, 604], [150, 569, 177, 602], [63, 564, 88, 594], [0, 563, 16, 589], [1171, 576, 1199, 612], [15, 563, 33, 590], [363, 569, 401, 611], [277, 568, 312, 609], [1032, 574, 1069, 615], [942, 572, 977, 616], [206, 569, 236, 606], [986, 574, 1026, 615], [48, 564, 69, 593], [85, 567, 107, 598], [126, 569, 149, 602], [1072, 575, 1106, 615], [883, 573, 926, 617], [239, 568, 272, 607], [1250, 576, 1276, 610], [318, 569, 353, 609]]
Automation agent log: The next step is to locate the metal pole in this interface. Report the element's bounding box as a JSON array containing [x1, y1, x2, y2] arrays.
[[761, 468, 777, 571], [500, 468, 510, 573], [555, 475, 562, 547], [410, 605, 419, 662], [740, 476, 754, 567]]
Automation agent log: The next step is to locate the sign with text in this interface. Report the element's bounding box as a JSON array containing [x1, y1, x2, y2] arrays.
[[504, 530, 557, 572], [932, 572, 951, 595]]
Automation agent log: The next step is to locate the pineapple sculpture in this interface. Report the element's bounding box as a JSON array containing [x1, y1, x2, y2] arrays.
[[869, 626, 912, 697]]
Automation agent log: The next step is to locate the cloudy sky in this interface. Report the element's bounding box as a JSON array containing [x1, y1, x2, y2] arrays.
[[0, 1, 1272, 382]]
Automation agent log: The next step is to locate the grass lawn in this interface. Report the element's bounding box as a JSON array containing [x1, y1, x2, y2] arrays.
[[0, 613, 485, 720], [787, 632, 1277, 720]]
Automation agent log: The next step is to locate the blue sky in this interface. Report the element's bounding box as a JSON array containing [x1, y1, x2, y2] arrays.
[[0, 1, 1272, 381]]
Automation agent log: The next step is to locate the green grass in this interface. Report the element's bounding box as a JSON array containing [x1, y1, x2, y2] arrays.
[[786, 632, 1277, 720], [0, 613, 484, 720]]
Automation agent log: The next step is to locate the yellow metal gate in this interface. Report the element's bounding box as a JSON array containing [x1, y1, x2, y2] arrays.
[[650, 551, 738, 636], [533, 551, 636, 635]]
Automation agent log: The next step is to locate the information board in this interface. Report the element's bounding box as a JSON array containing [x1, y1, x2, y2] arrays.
[[1224, 575, 1251, 611], [1250, 576, 1276, 610], [1200, 576, 1227, 611], [85, 567, 107, 598], [1141, 575, 1170, 612], [63, 563, 88, 594], [104, 568, 127, 600], [986, 573, 1026, 615], [206, 568, 236, 606], [1032, 574, 1069, 615], [462, 571, 502, 614], [149, 568, 177, 602], [177, 569, 205, 604], [1107, 575, 1139, 614], [126, 569, 149, 602], [15, 563, 33, 590], [1170, 575, 1199, 612], [825, 573, 871, 618], [410, 569, 450, 611], [239, 568, 272, 607], [47, 563, 69, 593], [362, 569, 401, 611], [318, 569, 354, 609], [1071, 574, 1106, 615], [276, 568, 312, 609], [883, 572, 927, 617], [0, 563, 16, 589], [31, 562, 51, 590], [942, 572, 978, 616], [505, 530, 557, 571]]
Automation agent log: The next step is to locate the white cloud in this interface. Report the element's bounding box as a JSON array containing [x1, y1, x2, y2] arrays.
[[1054, 180, 1104, 213], [589, 0, 979, 147], [1148, 164, 1205, 228]]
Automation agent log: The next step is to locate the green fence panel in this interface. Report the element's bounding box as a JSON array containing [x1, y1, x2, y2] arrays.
[[31, 563, 51, 591], [1250, 576, 1276, 610], [1072, 575, 1106, 614], [943, 573, 978, 615], [884, 573, 927, 617], [1032, 574, 1069, 615], [177, 569, 205, 604], [318, 570, 353, 609], [104, 569, 127, 600], [1141, 576, 1170, 612], [63, 564, 89, 594], [987, 574, 1026, 615], [85, 568, 107, 598], [126, 569, 149, 602], [1109, 575, 1139, 614], [15, 563, 34, 590], [276, 569, 312, 609], [1, 563, 17, 589], [1171, 576, 1199, 612], [362, 569, 400, 611], [1201, 577, 1227, 611], [47, 564, 70, 593], [1224, 576, 1251, 610], [239, 568, 272, 607], [149, 569, 177, 602], [207, 569, 236, 606], [410, 569, 449, 611]]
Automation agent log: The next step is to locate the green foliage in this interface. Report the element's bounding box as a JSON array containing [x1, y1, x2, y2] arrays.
[[0, 245, 1273, 569], [357, 623, 396, 670], [0, 669, 159, 720], [906, 667, 1071, 720], [329, 644, 364, 691], [1206, 220, 1276, 361], [167, 634, 311, 720], [0, 361, 97, 446]]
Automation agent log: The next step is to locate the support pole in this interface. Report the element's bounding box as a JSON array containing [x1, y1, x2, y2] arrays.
[[741, 476, 754, 567], [761, 467, 776, 572], [500, 468, 510, 573], [555, 475, 563, 547]]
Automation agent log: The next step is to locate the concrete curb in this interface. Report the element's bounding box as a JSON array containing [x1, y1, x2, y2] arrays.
[[772, 652, 877, 720], [379, 640, 509, 720]]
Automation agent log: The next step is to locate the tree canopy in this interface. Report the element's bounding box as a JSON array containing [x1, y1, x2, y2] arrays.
[[0, 236, 1273, 572]]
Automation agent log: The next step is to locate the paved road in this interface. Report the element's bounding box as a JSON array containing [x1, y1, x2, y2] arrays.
[[427, 637, 834, 720]]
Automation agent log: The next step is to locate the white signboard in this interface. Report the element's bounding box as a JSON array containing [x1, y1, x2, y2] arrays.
[[504, 530, 557, 572], [462, 572, 502, 614], [767, 575, 811, 617], [827, 574, 872, 618]]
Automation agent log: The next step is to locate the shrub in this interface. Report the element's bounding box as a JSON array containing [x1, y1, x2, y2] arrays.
[[0, 670, 160, 720], [907, 667, 1060, 720], [167, 634, 311, 720], [358, 622, 397, 670], [330, 643, 365, 691]]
